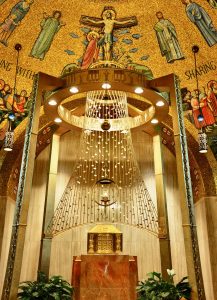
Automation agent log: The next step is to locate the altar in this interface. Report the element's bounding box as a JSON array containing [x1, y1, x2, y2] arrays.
[[72, 254, 138, 300]]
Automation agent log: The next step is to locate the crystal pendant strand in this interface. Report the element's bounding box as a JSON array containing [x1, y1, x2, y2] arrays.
[[47, 90, 158, 235]]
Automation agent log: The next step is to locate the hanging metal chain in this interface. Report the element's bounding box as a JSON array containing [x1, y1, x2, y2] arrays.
[[174, 75, 205, 300], [2, 74, 39, 300]]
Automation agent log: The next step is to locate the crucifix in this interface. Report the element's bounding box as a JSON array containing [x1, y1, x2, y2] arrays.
[[94, 178, 117, 215], [95, 196, 116, 215], [80, 6, 138, 61]]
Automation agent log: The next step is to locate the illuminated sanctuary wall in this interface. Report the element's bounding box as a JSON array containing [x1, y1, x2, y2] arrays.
[[0, 126, 215, 299], [12, 129, 186, 283]]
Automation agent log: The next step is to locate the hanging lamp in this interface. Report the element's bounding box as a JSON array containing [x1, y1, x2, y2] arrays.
[[192, 45, 208, 153], [3, 121, 14, 152], [198, 131, 208, 153], [192, 45, 204, 122]]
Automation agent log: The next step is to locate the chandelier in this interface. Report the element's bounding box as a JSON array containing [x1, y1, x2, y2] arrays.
[[192, 45, 209, 153], [47, 89, 158, 235]]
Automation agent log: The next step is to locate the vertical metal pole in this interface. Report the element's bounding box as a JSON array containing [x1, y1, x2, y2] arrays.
[[171, 75, 205, 300], [2, 74, 41, 300]]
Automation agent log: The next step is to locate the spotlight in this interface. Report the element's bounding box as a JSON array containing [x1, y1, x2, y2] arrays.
[[48, 99, 57, 106], [102, 83, 111, 89], [54, 117, 62, 123], [70, 86, 79, 93], [135, 87, 144, 94], [8, 112, 16, 121], [151, 118, 158, 124], [156, 100, 165, 107], [197, 114, 204, 122]]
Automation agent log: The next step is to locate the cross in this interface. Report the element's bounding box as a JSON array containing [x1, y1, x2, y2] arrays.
[[80, 6, 138, 61]]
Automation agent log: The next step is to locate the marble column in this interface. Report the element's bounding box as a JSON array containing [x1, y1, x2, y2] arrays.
[[39, 134, 60, 276], [153, 134, 172, 278], [195, 196, 217, 300], [0, 197, 14, 298], [148, 74, 205, 300], [2, 74, 64, 300], [2, 75, 41, 300], [0, 196, 8, 259]]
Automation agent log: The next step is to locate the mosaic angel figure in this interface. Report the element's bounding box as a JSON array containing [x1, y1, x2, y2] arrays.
[[207, 80, 217, 117]]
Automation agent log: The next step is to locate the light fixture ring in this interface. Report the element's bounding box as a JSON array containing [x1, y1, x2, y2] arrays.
[[44, 68, 169, 134]]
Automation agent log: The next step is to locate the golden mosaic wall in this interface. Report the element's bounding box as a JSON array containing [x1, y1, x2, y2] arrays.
[[0, 0, 217, 199], [0, 0, 216, 91]]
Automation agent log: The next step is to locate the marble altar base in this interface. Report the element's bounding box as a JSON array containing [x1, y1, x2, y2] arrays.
[[72, 255, 138, 300]]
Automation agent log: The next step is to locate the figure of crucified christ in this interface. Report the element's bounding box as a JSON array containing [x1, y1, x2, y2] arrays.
[[80, 7, 137, 61]]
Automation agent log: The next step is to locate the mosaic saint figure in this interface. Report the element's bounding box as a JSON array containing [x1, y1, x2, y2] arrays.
[[207, 0, 217, 8], [199, 92, 215, 125], [0, 0, 34, 46], [80, 7, 137, 61], [30, 10, 64, 60], [0, 14, 19, 45], [154, 12, 185, 63], [13, 90, 28, 112], [183, 90, 192, 110], [0, 79, 5, 110], [181, 0, 217, 46], [190, 90, 206, 129], [81, 31, 100, 69], [207, 80, 217, 117]]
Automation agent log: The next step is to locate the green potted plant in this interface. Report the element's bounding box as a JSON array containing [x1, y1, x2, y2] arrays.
[[18, 271, 73, 299], [137, 269, 191, 300]]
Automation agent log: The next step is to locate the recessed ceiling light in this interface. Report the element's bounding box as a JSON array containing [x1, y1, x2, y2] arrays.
[[135, 87, 144, 94], [54, 117, 62, 123], [48, 99, 57, 106], [156, 100, 165, 107], [102, 83, 111, 89], [70, 86, 79, 93], [121, 129, 128, 134], [151, 118, 158, 124]]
